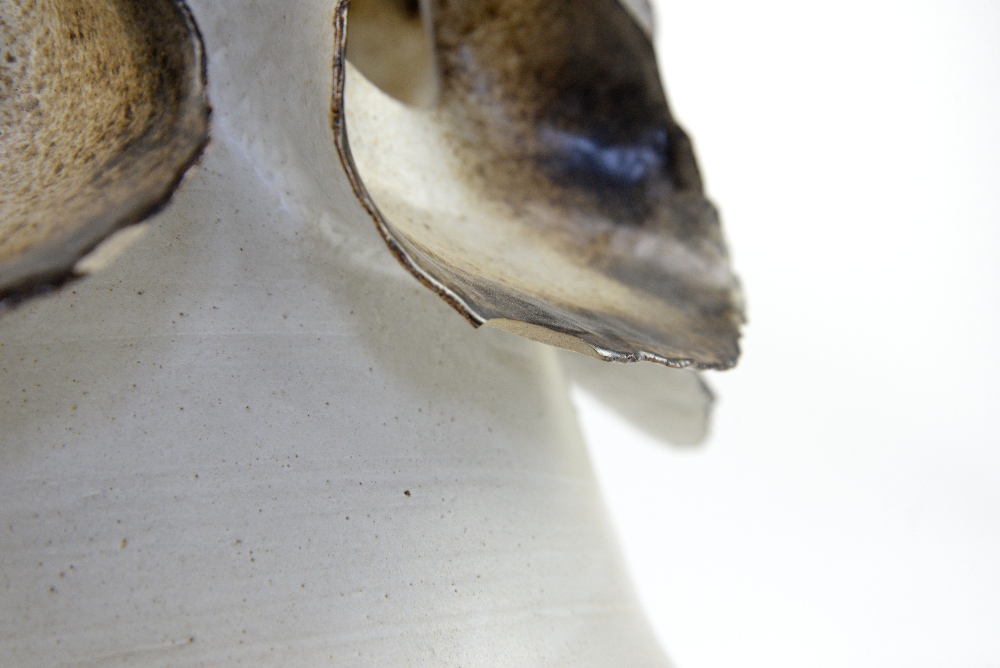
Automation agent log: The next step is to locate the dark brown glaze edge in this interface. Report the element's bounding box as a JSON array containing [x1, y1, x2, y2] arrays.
[[332, 0, 485, 329]]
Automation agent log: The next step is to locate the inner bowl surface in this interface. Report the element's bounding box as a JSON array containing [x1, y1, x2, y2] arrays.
[[0, 0, 208, 302], [337, 0, 743, 368]]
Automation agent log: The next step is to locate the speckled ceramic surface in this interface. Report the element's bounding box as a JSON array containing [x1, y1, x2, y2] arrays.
[[0, 2, 690, 665]]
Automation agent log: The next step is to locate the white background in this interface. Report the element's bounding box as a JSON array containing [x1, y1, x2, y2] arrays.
[[575, 1, 1000, 666]]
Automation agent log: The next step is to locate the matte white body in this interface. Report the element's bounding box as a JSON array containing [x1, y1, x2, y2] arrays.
[[0, 2, 679, 665]]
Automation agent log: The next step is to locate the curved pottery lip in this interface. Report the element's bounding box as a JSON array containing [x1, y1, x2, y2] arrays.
[[0, 0, 210, 306], [333, 0, 744, 369]]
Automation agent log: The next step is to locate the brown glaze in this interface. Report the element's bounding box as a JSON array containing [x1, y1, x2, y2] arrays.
[[335, 0, 743, 368], [0, 0, 209, 305]]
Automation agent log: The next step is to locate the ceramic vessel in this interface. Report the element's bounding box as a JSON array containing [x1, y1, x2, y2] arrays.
[[0, 1, 696, 664]]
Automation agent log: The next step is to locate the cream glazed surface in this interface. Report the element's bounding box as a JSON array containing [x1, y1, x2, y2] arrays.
[[0, 2, 684, 665]]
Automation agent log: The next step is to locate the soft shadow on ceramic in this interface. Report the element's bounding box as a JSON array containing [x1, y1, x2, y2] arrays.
[[0, 108, 675, 668], [561, 350, 713, 446], [337, 0, 743, 369], [0, 0, 209, 306]]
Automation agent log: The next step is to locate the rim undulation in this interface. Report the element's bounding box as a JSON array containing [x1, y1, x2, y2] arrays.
[[334, 0, 744, 369], [0, 0, 209, 305]]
